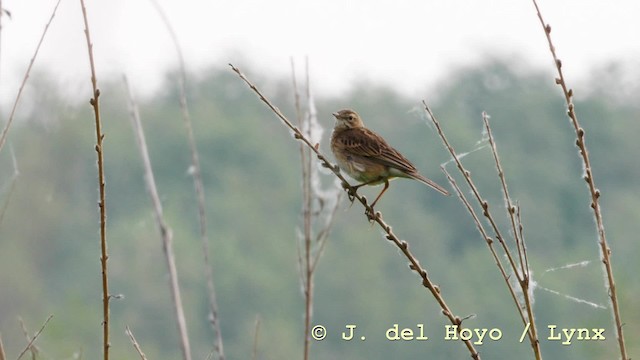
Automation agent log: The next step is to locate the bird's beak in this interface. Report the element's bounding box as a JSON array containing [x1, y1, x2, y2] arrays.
[[332, 112, 339, 119]]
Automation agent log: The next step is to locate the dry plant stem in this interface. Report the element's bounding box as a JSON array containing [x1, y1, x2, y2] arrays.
[[515, 206, 531, 282], [79, 1, 110, 358], [124, 77, 192, 360], [230, 63, 480, 360], [251, 316, 261, 360], [18, 316, 39, 358], [482, 113, 527, 279], [148, 3, 224, 357], [425, 102, 523, 285], [291, 59, 344, 360], [302, 122, 313, 360], [16, 315, 53, 360], [0, 0, 62, 154], [0, 177, 16, 226], [426, 104, 541, 358], [481, 113, 540, 359], [0, 333, 5, 360], [309, 197, 341, 274], [0, 147, 18, 227], [442, 167, 527, 326], [531, 2, 627, 358], [125, 327, 148, 360], [291, 58, 314, 360]]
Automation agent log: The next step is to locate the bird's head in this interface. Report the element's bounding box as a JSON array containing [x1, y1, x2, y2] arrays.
[[332, 109, 364, 129]]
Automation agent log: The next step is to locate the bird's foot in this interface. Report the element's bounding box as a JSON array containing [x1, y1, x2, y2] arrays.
[[365, 206, 380, 222], [343, 182, 358, 203], [365, 207, 374, 221]]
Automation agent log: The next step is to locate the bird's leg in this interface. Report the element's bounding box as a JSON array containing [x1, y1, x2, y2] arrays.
[[346, 178, 381, 201], [366, 179, 389, 219], [352, 178, 379, 191]]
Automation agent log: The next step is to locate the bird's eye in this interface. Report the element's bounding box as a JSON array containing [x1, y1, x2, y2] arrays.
[[348, 115, 353, 121]]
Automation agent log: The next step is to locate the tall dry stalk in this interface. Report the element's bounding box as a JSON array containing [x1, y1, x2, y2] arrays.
[[124, 76, 192, 360], [0, 146, 18, 227], [426, 104, 541, 359], [291, 59, 342, 360], [0, 332, 5, 360], [251, 316, 261, 360], [78, 1, 110, 358], [148, 2, 224, 357], [125, 327, 148, 360], [15, 315, 53, 360], [531, 1, 628, 358], [230, 63, 481, 360], [481, 112, 539, 358]]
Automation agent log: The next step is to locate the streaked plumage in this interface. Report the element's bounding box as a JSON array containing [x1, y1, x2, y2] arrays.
[[331, 109, 448, 210]]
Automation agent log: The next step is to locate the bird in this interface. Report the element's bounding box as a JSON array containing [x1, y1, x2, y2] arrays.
[[330, 109, 449, 212]]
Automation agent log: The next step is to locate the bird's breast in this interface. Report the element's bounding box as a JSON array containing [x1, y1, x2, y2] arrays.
[[332, 151, 389, 185]]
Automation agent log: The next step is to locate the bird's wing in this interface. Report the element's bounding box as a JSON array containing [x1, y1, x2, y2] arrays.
[[338, 128, 418, 173]]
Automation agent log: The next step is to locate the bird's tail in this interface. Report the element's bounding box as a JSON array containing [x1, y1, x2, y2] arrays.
[[410, 173, 450, 196]]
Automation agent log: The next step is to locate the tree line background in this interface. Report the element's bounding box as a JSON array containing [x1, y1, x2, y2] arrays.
[[0, 58, 638, 359]]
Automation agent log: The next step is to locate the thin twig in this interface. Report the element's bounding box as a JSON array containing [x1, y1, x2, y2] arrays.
[[425, 102, 524, 286], [481, 112, 541, 359], [78, 1, 109, 358], [0, 332, 6, 360], [148, 2, 224, 358], [251, 315, 261, 360], [16, 315, 53, 360], [124, 76, 192, 360], [125, 327, 148, 360], [531, 1, 627, 358], [426, 104, 541, 358], [291, 57, 309, 297], [515, 204, 531, 281], [291, 59, 340, 360], [482, 112, 527, 279], [310, 193, 342, 274], [291, 58, 304, 128], [18, 316, 38, 360], [230, 64, 480, 360], [0, 146, 19, 227], [0, 0, 62, 154], [441, 167, 527, 326], [295, 62, 314, 360]]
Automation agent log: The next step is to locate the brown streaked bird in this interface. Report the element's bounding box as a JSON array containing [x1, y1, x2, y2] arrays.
[[331, 109, 449, 211]]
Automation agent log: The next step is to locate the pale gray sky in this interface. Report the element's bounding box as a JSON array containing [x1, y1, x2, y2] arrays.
[[1, 0, 639, 104]]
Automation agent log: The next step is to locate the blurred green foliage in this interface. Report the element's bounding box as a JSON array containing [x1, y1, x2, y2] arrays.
[[0, 60, 638, 359]]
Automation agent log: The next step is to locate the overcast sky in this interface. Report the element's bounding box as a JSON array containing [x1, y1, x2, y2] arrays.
[[1, 0, 639, 104]]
